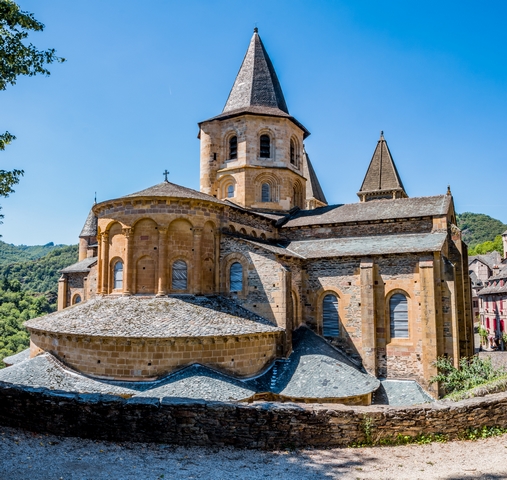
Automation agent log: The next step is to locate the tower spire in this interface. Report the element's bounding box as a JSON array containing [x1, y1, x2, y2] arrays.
[[357, 132, 407, 202], [223, 30, 288, 114]]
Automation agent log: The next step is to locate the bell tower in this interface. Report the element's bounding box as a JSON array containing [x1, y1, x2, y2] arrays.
[[198, 29, 326, 211]]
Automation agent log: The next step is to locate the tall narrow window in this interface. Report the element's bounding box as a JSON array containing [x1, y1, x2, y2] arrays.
[[261, 183, 271, 202], [260, 134, 270, 158], [172, 260, 187, 290], [229, 135, 237, 160], [290, 139, 296, 165], [227, 184, 234, 198], [114, 261, 123, 290], [323, 294, 339, 337], [230, 262, 243, 292], [390, 293, 409, 338]]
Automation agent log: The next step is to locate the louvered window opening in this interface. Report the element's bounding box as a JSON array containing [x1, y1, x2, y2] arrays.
[[290, 140, 296, 165], [260, 135, 270, 158], [230, 262, 243, 292], [323, 294, 339, 337], [114, 261, 123, 289], [172, 260, 188, 290], [229, 136, 237, 159], [390, 293, 409, 338], [227, 184, 234, 198], [261, 183, 271, 202]]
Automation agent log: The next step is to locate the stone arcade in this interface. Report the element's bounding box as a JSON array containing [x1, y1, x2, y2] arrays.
[[4, 30, 473, 404]]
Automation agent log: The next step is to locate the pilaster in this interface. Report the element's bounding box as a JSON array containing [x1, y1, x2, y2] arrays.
[[360, 258, 377, 376], [157, 227, 168, 295], [192, 227, 203, 294], [122, 228, 133, 295]]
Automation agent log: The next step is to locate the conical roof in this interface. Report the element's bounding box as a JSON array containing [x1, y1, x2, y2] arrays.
[[223, 28, 288, 114], [357, 132, 407, 201], [79, 208, 97, 238], [302, 153, 327, 205]]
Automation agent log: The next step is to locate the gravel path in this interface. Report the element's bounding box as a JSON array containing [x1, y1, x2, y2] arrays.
[[1, 425, 507, 479]]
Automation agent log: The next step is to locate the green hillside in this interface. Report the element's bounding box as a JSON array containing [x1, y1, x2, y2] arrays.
[[457, 212, 507, 248], [0, 240, 67, 266]]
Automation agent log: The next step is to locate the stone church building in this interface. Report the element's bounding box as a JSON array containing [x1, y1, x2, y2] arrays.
[[23, 30, 474, 402]]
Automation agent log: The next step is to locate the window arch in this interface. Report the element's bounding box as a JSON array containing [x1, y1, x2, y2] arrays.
[[172, 260, 188, 290], [322, 294, 339, 337], [260, 134, 270, 158], [227, 184, 234, 198], [389, 293, 409, 338], [113, 261, 123, 290], [72, 294, 82, 305], [229, 135, 237, 160], [230, 262, 243, 292], [261, 183, 271, 202]]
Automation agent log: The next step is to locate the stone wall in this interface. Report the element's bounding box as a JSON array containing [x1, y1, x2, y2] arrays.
[[1, 383, 507, 449], [29, 331, 282, 380]]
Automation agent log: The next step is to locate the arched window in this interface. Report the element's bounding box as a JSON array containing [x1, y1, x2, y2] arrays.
[[322, 294, 339, 337], [260, 134, 270, 158], [290, 139, 297, 165], [114, 261, 123, 290], [390, 293, 409, 338], [230, 262, 243, 292], [293, 183, 303, 209], [172, 260, 187, 290], [73, 294, 81, 305], [227, 184, 234, 198], [261, 183, 271, 202], [229, 135, 237, 160]]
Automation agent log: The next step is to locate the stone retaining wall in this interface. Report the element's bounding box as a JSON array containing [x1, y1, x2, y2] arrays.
[[1, 382, 507, 449]]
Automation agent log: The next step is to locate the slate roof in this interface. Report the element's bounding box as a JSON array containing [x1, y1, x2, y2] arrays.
[[2, 348, 30, 366], [119, 181, 228, 205], [79, 208, 98, 237], [223, 29, 288, 115], [245, 327, 379, 400], [285, 232, 447, 258], [25, 295, 283, 338], [478, 265, 507, 295], [372, 379, 433, 406], [60, 256, 97, 273], [358, 132, 407, 198], [302, 153, 327, 205], [282, 195, 451, 228], [469, 252, 502, 270]]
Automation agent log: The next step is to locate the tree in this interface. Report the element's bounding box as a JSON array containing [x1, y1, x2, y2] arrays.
[[0, 0, 64, 224]]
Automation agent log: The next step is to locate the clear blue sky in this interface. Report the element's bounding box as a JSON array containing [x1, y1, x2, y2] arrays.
[[2, 0, 506, 245]]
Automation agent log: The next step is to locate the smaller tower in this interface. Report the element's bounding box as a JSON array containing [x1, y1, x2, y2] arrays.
[[78, 208, 98, 261], [357, 132, 407, 202]]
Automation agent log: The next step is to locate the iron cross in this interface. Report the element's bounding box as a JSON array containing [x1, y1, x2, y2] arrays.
[[163, 170, 170, 182]]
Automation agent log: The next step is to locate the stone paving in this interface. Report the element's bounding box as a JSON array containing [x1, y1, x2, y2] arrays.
[[25, 295, 283, 338]]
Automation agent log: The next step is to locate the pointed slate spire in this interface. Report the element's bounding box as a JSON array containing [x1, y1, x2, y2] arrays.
[[357, 132, 407, 202], [302, 152, 327, 208], [79, 208, 98, 238], [223, 28, 289, 114]]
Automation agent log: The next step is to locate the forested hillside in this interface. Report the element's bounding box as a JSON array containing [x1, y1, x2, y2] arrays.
[[457, 213, 506, 249], [0, 245, 78, 366], [0, 241, 66, 266]]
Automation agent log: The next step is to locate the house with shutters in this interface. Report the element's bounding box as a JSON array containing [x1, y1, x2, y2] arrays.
[[8, 29, 473, 403]]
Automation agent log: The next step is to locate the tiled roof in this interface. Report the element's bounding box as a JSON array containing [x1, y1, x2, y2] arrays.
[[120, 182, 228, 205], [2, 348, 30, 367], [79, 208, 97, 237], [372, 379, 433, 406], [246, 327, 379, 400], [284, 232, 447, 258], [469, 252, 502, 270], [25, 295, 283, 338], [60, 257, 97, 273], [302, 153, 327, 205], [282, 195, 451, 228], [223, 29, 288, 115], [358, 132, 407, 198]]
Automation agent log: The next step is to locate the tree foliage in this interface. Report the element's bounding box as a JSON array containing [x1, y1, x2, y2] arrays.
[[457, 212, 507, 248], [0, 239, 67, 266], [0, 277, 52, 366], [468, 235, 504, 256]]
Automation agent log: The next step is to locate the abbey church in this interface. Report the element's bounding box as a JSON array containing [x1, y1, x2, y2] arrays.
[[20, 30, 474, 403]]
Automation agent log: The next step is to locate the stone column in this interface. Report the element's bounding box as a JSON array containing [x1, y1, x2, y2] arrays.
[[360, 258, 377, 376], [157, 227, 168, 296], [122, 228, 133, 295], [419, 256, 438, 397], [192, 227, 203, 294], [57, 275, 67, 311], [100, 232, 109, 294]]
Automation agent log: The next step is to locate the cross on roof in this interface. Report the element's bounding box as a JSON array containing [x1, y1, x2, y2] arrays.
[[163, 170, 170, 182]]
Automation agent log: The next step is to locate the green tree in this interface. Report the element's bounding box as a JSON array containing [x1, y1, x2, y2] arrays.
[[0, 0, 65, 225], [468, 235, 504, 256]]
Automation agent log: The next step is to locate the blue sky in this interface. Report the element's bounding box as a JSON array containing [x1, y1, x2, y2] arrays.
[[2, 0, 506, 245]]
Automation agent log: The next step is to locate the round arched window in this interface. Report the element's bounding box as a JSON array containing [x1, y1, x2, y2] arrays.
[[230, 262, 243, 292], [172, 260, 188, 290], [322, 294, 339, 337], [73, 294, 82, 305], [389, 293, 408, 338]]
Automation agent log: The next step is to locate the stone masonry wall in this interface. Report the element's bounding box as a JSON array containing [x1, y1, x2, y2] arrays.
[[1, 383, 507, 449]]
